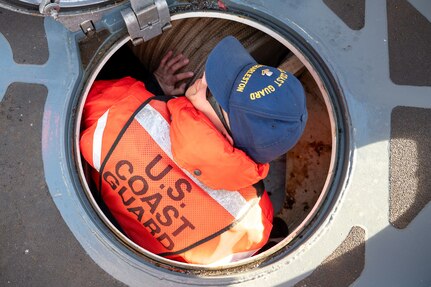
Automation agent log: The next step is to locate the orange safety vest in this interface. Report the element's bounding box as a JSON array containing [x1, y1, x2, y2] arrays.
[[80, 77, 273, 265]]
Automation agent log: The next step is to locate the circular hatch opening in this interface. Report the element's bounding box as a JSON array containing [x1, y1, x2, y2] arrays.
[[74, 12, 344, 273]]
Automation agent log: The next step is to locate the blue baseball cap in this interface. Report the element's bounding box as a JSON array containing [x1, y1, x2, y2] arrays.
[[205, 36, 308, 163]]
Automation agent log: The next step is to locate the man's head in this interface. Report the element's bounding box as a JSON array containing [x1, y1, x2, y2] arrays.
[[188, 36, 308, 163]]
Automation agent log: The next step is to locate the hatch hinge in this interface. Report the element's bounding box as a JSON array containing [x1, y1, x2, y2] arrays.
[[121, 0, 172, 46]]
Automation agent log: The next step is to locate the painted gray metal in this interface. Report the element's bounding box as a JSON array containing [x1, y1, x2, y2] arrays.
[[0, 0, 430, 286]]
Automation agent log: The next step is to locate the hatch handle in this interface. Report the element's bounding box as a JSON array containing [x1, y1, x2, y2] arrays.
[[121, 0, 172, 45]]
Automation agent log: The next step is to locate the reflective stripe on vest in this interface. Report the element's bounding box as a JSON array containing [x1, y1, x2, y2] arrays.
[[92, 109, 109, 171], [135, 104, 250, 220], [95, 97, 259, 257]]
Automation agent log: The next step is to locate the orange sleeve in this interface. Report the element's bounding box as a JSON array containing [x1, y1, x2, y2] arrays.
[[82, 77, 152, 130], [80, 77, 154, 169]]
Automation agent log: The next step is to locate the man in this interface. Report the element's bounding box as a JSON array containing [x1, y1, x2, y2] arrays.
[[80, 36, 307, 265]]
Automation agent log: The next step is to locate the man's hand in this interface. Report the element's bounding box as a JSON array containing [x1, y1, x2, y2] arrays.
[[154, 51, 194, 96]]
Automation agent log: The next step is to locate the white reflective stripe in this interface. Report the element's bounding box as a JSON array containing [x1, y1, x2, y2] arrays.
[[92, 110, 109, 172], [135, 104, 250, 219]]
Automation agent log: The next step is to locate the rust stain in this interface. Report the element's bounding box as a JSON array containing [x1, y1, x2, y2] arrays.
[[285, 140, 331, 211], [278, 71, 333, 229], [284, 193, 296, 210], [287, 153, 310, 191], [308, 141, 332, 156]]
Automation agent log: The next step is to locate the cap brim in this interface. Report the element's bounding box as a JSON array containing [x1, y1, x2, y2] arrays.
[[205, 36, 256, 113]]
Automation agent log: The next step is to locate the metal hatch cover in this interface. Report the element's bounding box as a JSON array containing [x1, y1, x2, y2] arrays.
[[19, 0, 115, 8], [0, 0, 172, 43], [0, 0, 122, 16], [0, 0, 125, 32]]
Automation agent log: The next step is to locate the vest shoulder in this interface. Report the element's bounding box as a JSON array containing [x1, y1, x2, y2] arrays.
[[168, 97, 269, 190]]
